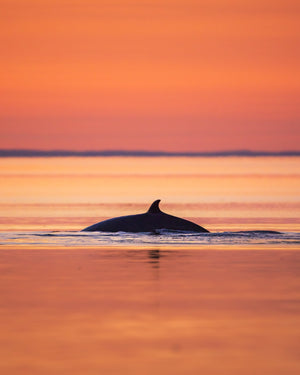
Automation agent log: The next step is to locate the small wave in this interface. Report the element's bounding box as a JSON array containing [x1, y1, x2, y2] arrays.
[[0, 230, 299, 248]]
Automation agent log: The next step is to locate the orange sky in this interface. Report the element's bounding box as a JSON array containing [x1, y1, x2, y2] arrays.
[[0, 0, 299, 151]]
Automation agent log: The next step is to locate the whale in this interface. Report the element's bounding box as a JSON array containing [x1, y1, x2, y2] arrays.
[[82, 200, 209, 233]]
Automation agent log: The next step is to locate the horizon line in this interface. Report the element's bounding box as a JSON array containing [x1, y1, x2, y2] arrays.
[[0, 149, 299, 157]]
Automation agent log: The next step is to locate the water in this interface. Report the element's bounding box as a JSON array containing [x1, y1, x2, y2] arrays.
[[0, 230, 299, 249], [0, 156, 299, 242], [0, 156, 300, 375]]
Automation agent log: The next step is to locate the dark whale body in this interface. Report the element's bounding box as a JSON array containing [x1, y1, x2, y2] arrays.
[[82, 200, 209, 233]]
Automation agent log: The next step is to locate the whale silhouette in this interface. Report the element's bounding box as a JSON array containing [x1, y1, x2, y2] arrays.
[[82, 200, 209, 233]]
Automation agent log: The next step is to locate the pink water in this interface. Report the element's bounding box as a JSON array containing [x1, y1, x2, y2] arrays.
[[0, 156, 299, 374]]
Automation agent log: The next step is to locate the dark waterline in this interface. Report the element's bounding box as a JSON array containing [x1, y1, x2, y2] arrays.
[[0, 149, 299, 157]]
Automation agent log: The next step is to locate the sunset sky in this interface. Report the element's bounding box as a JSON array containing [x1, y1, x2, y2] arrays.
[[1, 0, 299, 151]]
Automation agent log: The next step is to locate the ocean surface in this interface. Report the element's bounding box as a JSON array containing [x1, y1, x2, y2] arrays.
[[0, 156, 299, 246], [0, 156, 299, 374]]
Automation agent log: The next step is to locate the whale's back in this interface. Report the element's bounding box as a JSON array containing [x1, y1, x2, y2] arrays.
[[82, 211, 208, 233]]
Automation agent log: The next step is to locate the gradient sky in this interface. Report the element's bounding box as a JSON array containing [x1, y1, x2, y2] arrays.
[[1, 0, 299, 151]]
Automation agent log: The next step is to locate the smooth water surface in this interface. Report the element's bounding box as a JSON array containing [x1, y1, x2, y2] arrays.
[[0, 156, 299, 235], [0, 247, 300, 375]]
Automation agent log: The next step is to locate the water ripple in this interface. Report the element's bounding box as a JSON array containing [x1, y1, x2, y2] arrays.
[[0, 230, 299, 248]]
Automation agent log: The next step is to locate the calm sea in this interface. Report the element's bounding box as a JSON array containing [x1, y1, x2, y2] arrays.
[[0, 156, 299, 375], [0, 156, 299, 247]]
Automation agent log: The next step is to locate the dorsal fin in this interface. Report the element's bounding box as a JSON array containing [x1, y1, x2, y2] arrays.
[[147, 200, 162, 214]]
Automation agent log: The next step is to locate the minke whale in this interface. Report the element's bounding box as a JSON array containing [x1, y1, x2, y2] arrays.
[[82, 200, 209, 233]]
